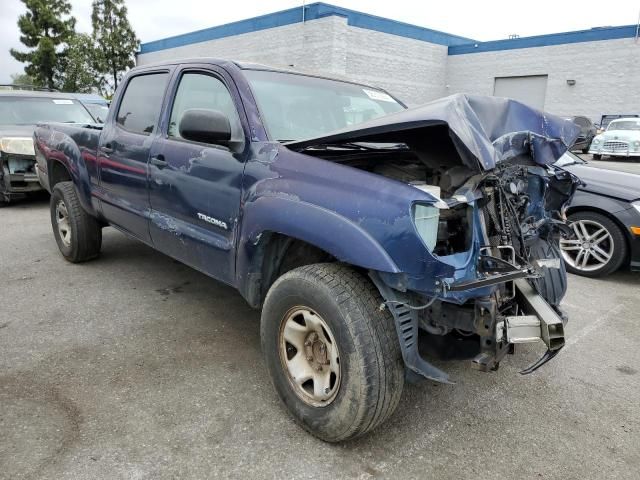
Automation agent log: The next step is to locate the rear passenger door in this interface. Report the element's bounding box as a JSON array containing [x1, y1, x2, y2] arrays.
[[97, 71, 169, 243], [147, 67, 247, 284]]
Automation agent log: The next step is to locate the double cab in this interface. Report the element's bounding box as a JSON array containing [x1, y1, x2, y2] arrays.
[[34, 59, 580, 441]]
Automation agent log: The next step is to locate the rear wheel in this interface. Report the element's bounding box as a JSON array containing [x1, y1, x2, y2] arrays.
[[560, 211, 627, 277], [50, 182, 102, 262], [261, 263, 404, 442], [592, 154, 602, 160]]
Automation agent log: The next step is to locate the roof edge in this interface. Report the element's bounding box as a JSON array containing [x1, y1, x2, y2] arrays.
[[448, 24, 639, 55], [139, 2, 474, 54]]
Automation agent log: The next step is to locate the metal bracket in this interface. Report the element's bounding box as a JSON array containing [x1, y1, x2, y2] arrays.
[[369, 273, 452, 384]]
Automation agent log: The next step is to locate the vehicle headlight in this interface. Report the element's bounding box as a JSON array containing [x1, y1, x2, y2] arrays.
[[634, 140, 640, 149], [0, 137, 35, 156], [593, 138, 600, 145], [413, 203, 440, 252]]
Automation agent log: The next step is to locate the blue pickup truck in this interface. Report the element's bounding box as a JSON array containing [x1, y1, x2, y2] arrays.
[[34, 59, 580, 441]]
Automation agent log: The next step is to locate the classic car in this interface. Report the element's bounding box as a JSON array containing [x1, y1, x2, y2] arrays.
[[589, 117, 640, 159]]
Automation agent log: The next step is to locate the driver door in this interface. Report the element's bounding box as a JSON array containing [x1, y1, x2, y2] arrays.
[[147, 67, 247, 284]]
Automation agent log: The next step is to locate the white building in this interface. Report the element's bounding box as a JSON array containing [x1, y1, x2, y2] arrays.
[[137, 2, 640, 122]]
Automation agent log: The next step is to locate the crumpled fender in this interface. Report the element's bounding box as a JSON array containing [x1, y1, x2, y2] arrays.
[[238, 193, 401, 274]]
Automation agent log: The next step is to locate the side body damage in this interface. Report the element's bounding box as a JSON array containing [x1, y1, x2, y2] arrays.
[[33, 59, 580, 385]]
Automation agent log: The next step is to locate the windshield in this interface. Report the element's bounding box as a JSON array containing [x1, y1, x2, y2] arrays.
[[555, 151, 586, 167], [245, 70, 405, 141], [607, 120, 640, 131], [0, 96, 95, 125]]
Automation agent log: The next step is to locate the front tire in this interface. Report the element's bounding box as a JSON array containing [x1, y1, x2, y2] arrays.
[[50, 181, 102, 263], [261, 263, 404, 442], [560, 211, 627, 277], [592, 154, 602, 160]]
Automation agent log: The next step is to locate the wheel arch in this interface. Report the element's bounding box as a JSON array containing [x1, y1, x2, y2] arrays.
[[236, 196, 400, 308]]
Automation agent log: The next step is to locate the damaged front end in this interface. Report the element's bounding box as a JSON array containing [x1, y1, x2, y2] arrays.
[[371, 158, 577, 382], [287, 94, 581, 382]]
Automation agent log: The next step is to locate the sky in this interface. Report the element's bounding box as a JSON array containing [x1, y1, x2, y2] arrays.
[[2, 0, 640, 83]]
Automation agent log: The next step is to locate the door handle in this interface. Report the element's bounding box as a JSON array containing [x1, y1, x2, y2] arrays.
[[150, 154, 168, 168]]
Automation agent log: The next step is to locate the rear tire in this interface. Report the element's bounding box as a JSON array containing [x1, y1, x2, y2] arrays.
[[50, 181, 102, 263], [592, 154, 602, 160], [261, 263, 404, 442]]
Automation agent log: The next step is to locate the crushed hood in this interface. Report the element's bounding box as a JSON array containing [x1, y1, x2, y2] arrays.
[[286, 94, 580, 171]]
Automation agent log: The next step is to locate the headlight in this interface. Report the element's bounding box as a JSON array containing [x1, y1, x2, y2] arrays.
[[413, 203, 440, 251], [0, 137, 35, 156], [593, 138, 600, 145], [634, 141, 640, 149]]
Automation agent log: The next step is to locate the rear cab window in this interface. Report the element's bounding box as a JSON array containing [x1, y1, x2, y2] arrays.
[[116, 72, 169, 135]]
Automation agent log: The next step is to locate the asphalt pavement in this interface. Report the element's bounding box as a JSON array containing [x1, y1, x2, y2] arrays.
[[1, 193, 639, 479]]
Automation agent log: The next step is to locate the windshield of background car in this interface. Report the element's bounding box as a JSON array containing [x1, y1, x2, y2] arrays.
[[83, 103, 109, 123], [244, 70, 405, 141], [607, 120, 640, 131], [0, 96, 95, 125]]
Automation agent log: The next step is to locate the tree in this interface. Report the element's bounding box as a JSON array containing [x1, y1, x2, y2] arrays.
[[91, 0, 139, 94], [56, 33, 99, 93], [10, 0, 76, 90], [10, 72, 36, 86]]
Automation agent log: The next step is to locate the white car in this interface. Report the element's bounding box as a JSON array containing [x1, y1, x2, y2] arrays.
[[588, 117, 640, 159]]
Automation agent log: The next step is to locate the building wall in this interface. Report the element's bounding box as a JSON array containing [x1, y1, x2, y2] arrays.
[[136, 16, 345, 74], [136, 16, 448, 106], [446, 37, 640, 121], [343, 25, 448, 105]]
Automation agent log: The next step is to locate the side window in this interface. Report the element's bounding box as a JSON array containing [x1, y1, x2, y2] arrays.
[[168, 72, 243, 142], [116, 72, 168, 135]]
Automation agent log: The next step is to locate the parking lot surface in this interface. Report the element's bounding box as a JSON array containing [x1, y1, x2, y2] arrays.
[[1, 197, 639, 480]]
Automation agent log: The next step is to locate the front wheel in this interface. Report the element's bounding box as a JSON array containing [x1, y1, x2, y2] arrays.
[[592, 154, 602, 160], [50, 181, 102, 263], [559, 211, 627, 277], [261, 263, 404, 442]]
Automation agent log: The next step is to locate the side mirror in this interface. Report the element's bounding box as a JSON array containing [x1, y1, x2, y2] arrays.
[[179, 108, 231, 145]]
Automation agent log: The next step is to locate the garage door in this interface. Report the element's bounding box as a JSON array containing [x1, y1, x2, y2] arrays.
[[493, 75, 548, 110]]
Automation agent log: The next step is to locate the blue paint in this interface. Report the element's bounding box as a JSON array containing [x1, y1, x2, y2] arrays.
[[139, 2, 473, 54], [448, 25, 638, 55]]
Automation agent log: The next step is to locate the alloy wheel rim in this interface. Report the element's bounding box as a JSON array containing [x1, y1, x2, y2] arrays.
[[55, 200, 72, 248], [560, 219, 613, 271], [278, 307, 341, 407]]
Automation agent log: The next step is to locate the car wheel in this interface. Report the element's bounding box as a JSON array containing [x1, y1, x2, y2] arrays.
[[50, 181, 102, 262], [592, 154, 602, 160], [261, 263, 404, 442], [559, 212, 627, 277], [581, 147, 590, 154]]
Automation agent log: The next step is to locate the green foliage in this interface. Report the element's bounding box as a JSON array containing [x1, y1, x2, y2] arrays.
[[56, 33, 100, 93], [91, 0, 139, 94], [10, 72, 36, 86], [10, 0, 76, 89]]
